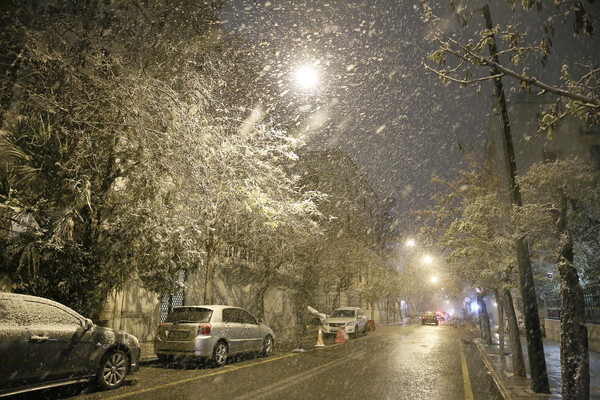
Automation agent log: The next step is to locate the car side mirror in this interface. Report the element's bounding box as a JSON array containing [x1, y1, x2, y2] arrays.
[[257, 318, 264, 324], [82, 318, 93, 331]]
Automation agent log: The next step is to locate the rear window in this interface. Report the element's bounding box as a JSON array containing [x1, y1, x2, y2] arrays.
[[165, 307, 212, 323]]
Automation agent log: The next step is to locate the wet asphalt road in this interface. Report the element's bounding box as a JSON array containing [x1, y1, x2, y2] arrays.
[[21, 322, 503, 400]]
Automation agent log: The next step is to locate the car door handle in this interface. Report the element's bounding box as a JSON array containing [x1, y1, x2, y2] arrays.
[[30, 335, 49, 342]]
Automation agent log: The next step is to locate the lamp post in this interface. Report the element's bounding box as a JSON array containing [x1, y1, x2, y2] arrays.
[[293, 65, 319, 90]]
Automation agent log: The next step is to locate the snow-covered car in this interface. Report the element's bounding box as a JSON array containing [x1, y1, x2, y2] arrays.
[[0, 293, 140, 397], [322, 307, 368, 337], [155, 305, 275, 367], [307, 306, 327, 325]]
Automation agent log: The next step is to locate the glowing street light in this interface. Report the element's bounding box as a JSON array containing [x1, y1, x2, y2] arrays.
[[405, 239, 415, 247], [294, 65, 319, 90], [423, 254, 433, 264], [430, 276, 438, 283]]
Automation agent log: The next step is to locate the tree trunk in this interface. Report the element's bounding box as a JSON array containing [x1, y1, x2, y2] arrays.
[[478, 293, 492, 345], [386, 300, 390, 324], [502, 288, 527, 377], [483, 4, 549, 393], [398, 300, 404, 322], [256, 284, 269, 319], [495, 289, 506, 367], [556, 195, 589, 400], [202, 231, 216, 304]]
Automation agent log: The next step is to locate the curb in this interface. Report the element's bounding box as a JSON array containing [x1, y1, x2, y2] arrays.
[[139, 357, 159, 366], [473, 339, 513, 400]]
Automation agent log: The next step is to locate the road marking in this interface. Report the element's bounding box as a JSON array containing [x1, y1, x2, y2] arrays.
[[233, 349, 369, 400], [460, 340, 475, 400], [104, 353, 299, 400]]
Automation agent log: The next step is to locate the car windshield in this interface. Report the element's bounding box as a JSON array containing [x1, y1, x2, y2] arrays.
[[331, 310, 355, 318], [165, 308, 212, 323]]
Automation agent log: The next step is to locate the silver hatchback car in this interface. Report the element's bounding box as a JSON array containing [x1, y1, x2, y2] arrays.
[[154, 305, 275, 367]]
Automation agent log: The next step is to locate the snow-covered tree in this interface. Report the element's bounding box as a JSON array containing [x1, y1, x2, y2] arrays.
[[420, 152, 527, 376], [0, 0, 323, 318], [518, 158, 600, 400]]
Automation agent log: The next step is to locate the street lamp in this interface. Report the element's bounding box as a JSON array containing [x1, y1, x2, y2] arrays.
[[423, 254, 433, 264], [430, 276, 438, 283], [405, 239, 415, 247], [293, 65, 319, 90]]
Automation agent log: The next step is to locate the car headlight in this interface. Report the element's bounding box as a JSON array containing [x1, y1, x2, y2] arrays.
[[132, 335, 140, 347], [346, 321, 355, 326]]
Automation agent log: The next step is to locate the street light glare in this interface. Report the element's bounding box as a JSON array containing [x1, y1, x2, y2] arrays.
[[406, 239, 415, 247], [423, 255, 433, 264], [294, 65, 319, 89], [431, 276, 438, 283]]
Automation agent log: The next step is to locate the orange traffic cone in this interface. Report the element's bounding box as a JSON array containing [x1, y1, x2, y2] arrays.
[[335, 325, 348, 343], [315, 327, 325, 347]]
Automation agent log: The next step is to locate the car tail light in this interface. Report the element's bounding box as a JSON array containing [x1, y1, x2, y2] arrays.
[[198, 323, 211, 335]]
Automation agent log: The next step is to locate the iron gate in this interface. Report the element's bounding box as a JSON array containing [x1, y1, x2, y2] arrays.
[[160, 270, 186, 322]]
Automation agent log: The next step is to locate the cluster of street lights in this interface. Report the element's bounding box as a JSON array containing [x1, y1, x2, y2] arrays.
[[404, 238, 437, 284]]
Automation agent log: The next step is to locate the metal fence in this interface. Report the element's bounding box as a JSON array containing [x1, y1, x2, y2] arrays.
[[160, 270, 186, 322], [546, 286, 600, 325]]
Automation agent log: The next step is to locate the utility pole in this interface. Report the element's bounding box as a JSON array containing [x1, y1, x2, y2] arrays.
[[482, 4, 550, 393]]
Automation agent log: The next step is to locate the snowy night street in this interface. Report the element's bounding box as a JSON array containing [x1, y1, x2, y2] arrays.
[[23, 324, 501, 400], [1, 0, 599, 399]]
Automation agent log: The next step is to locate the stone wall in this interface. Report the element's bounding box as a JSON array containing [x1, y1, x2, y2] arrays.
[[544, 318, 600, 352], [100, 269, 300, 342], [100, 284, 162, 343]]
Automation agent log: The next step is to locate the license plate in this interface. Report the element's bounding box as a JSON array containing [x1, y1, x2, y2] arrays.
[[168, 330, 189, 339]]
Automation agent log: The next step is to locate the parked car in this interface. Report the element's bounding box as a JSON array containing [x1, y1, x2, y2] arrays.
[[322, 307, 368, 337], [307, 305, 327, 325], [154, 305, 275, 367], [0, 292, 140, 397], [422, 311, 439, 325]]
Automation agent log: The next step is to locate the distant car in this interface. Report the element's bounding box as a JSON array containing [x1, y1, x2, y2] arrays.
[[0, 293, 140, 397], [422, 311, 439, 325], [154, 305, 275, 367], [436, 311, 448, 322], [322, 307, 368, 337]]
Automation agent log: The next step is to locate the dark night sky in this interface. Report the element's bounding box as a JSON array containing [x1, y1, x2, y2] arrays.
[[216, 0, 599, 234]]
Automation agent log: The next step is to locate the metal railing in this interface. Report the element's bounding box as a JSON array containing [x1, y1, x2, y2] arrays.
[[546, 286, 600, 325]]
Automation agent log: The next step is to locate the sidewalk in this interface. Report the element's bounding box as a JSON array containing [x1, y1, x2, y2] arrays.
[[474, 336, 600, 399]]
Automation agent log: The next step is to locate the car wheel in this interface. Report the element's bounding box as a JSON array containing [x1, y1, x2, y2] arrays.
[[261, 335, 274, 357], [97, 349, 129, 390], [212, 341, 228, 368]]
